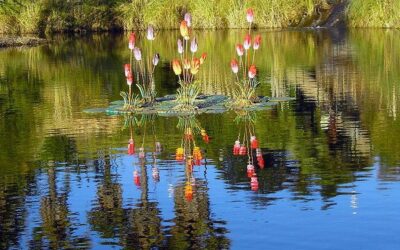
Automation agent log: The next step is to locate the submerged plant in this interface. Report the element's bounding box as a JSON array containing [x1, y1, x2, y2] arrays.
[[228, 8, 262, 109], [121, 28, 160, 111], [232, 111, 265, 191], [171, 13, 207, 112]]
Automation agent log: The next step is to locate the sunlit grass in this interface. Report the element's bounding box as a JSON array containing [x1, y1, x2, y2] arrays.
[[3, 0, 400, 33], [347, 0, 400, 28]]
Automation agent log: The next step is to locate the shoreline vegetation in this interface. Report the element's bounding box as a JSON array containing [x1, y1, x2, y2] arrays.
[[0, 0, 399, 36]]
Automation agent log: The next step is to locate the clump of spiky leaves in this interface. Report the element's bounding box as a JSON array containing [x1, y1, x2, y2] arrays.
[[175, 81, 201, 112], [228, 8, 262, 110], [171, 13, 208, 112], [120, 91, 142, 111], [122, 28, 160, 111], [231, 78, 260, 108]]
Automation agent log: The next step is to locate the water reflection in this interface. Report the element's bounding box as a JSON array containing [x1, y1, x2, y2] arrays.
[[231, 111, 264, 191], [168, 115, 229, 249], [1, 29, 400, 249], [33, 163, 90, 249]]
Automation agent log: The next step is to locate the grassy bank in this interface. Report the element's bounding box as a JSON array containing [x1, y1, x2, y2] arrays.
[[0, 0, 399, 34], [347, 0, 400, 28]]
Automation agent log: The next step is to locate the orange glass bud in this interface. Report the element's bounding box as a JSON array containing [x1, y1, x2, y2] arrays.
[[172, 59, 182, 75], [251, 174, 259, 191], [124, 64, 131, 77], [236, 44, 244, 57], [200, 52, 207, 64], [233, 140, 241, 155], [253, 34, 261, 50], [246, 8, 254, 23], [176, 147, 184, 161], [183, 58, 191, 70], [185, 182, 193, 201], [180, 20, 190, 40], [231, 59, 239, 74], [250, 136, 259, 149], [128, 32, 136, 50], [176, 147, 184, 155], [244, 34, 251, 50], [190, 58, 200, 75], [247, 164, 255, 178], [248, 65, 257, 79], [128, 139, 135, 155], [126, 72, 133, 86], [239, 146, 247, 155], [193, 147, 202, 160], [133, 170, 140, 186]]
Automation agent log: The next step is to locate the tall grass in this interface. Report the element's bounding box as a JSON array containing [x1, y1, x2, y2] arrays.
[[347, 0, 400, 28], [1, 0, 400, 34], [16, 3, 44, 33]]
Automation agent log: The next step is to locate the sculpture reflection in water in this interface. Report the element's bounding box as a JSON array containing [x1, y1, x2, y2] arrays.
[[124, 114, 161, 187], [121, 114, 229, 248], [175, 115, 210, 201], [168, 115, 229, 249], [232, 111, 265, 191]]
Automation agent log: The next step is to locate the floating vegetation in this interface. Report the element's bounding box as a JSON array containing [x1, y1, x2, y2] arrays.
[[84, 94, 294, 116]]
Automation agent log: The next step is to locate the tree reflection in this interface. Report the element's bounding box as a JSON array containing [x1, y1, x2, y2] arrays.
[[31, 135, 90, 248], [0, 171, 35, 249]]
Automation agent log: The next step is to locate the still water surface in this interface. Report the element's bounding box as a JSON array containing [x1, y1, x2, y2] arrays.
[[1, 29, 400, 249]]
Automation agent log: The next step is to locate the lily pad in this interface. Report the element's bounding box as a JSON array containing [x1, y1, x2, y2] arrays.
[[84, 94, 294, 116]]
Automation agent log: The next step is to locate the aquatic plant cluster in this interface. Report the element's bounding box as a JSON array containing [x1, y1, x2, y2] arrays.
[[121, 27, 159, 110], [121, 9, 262, 112], [171, 13, 208, 111], [229, 8, 262, 109]]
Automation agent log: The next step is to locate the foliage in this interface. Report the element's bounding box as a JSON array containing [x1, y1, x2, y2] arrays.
[[3, 0, 400, 33], [347, 0, 400, 28], [175, 82, 201, 112]]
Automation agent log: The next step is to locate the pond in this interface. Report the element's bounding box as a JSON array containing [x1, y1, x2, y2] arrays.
[[0, 29, 400, 249]]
